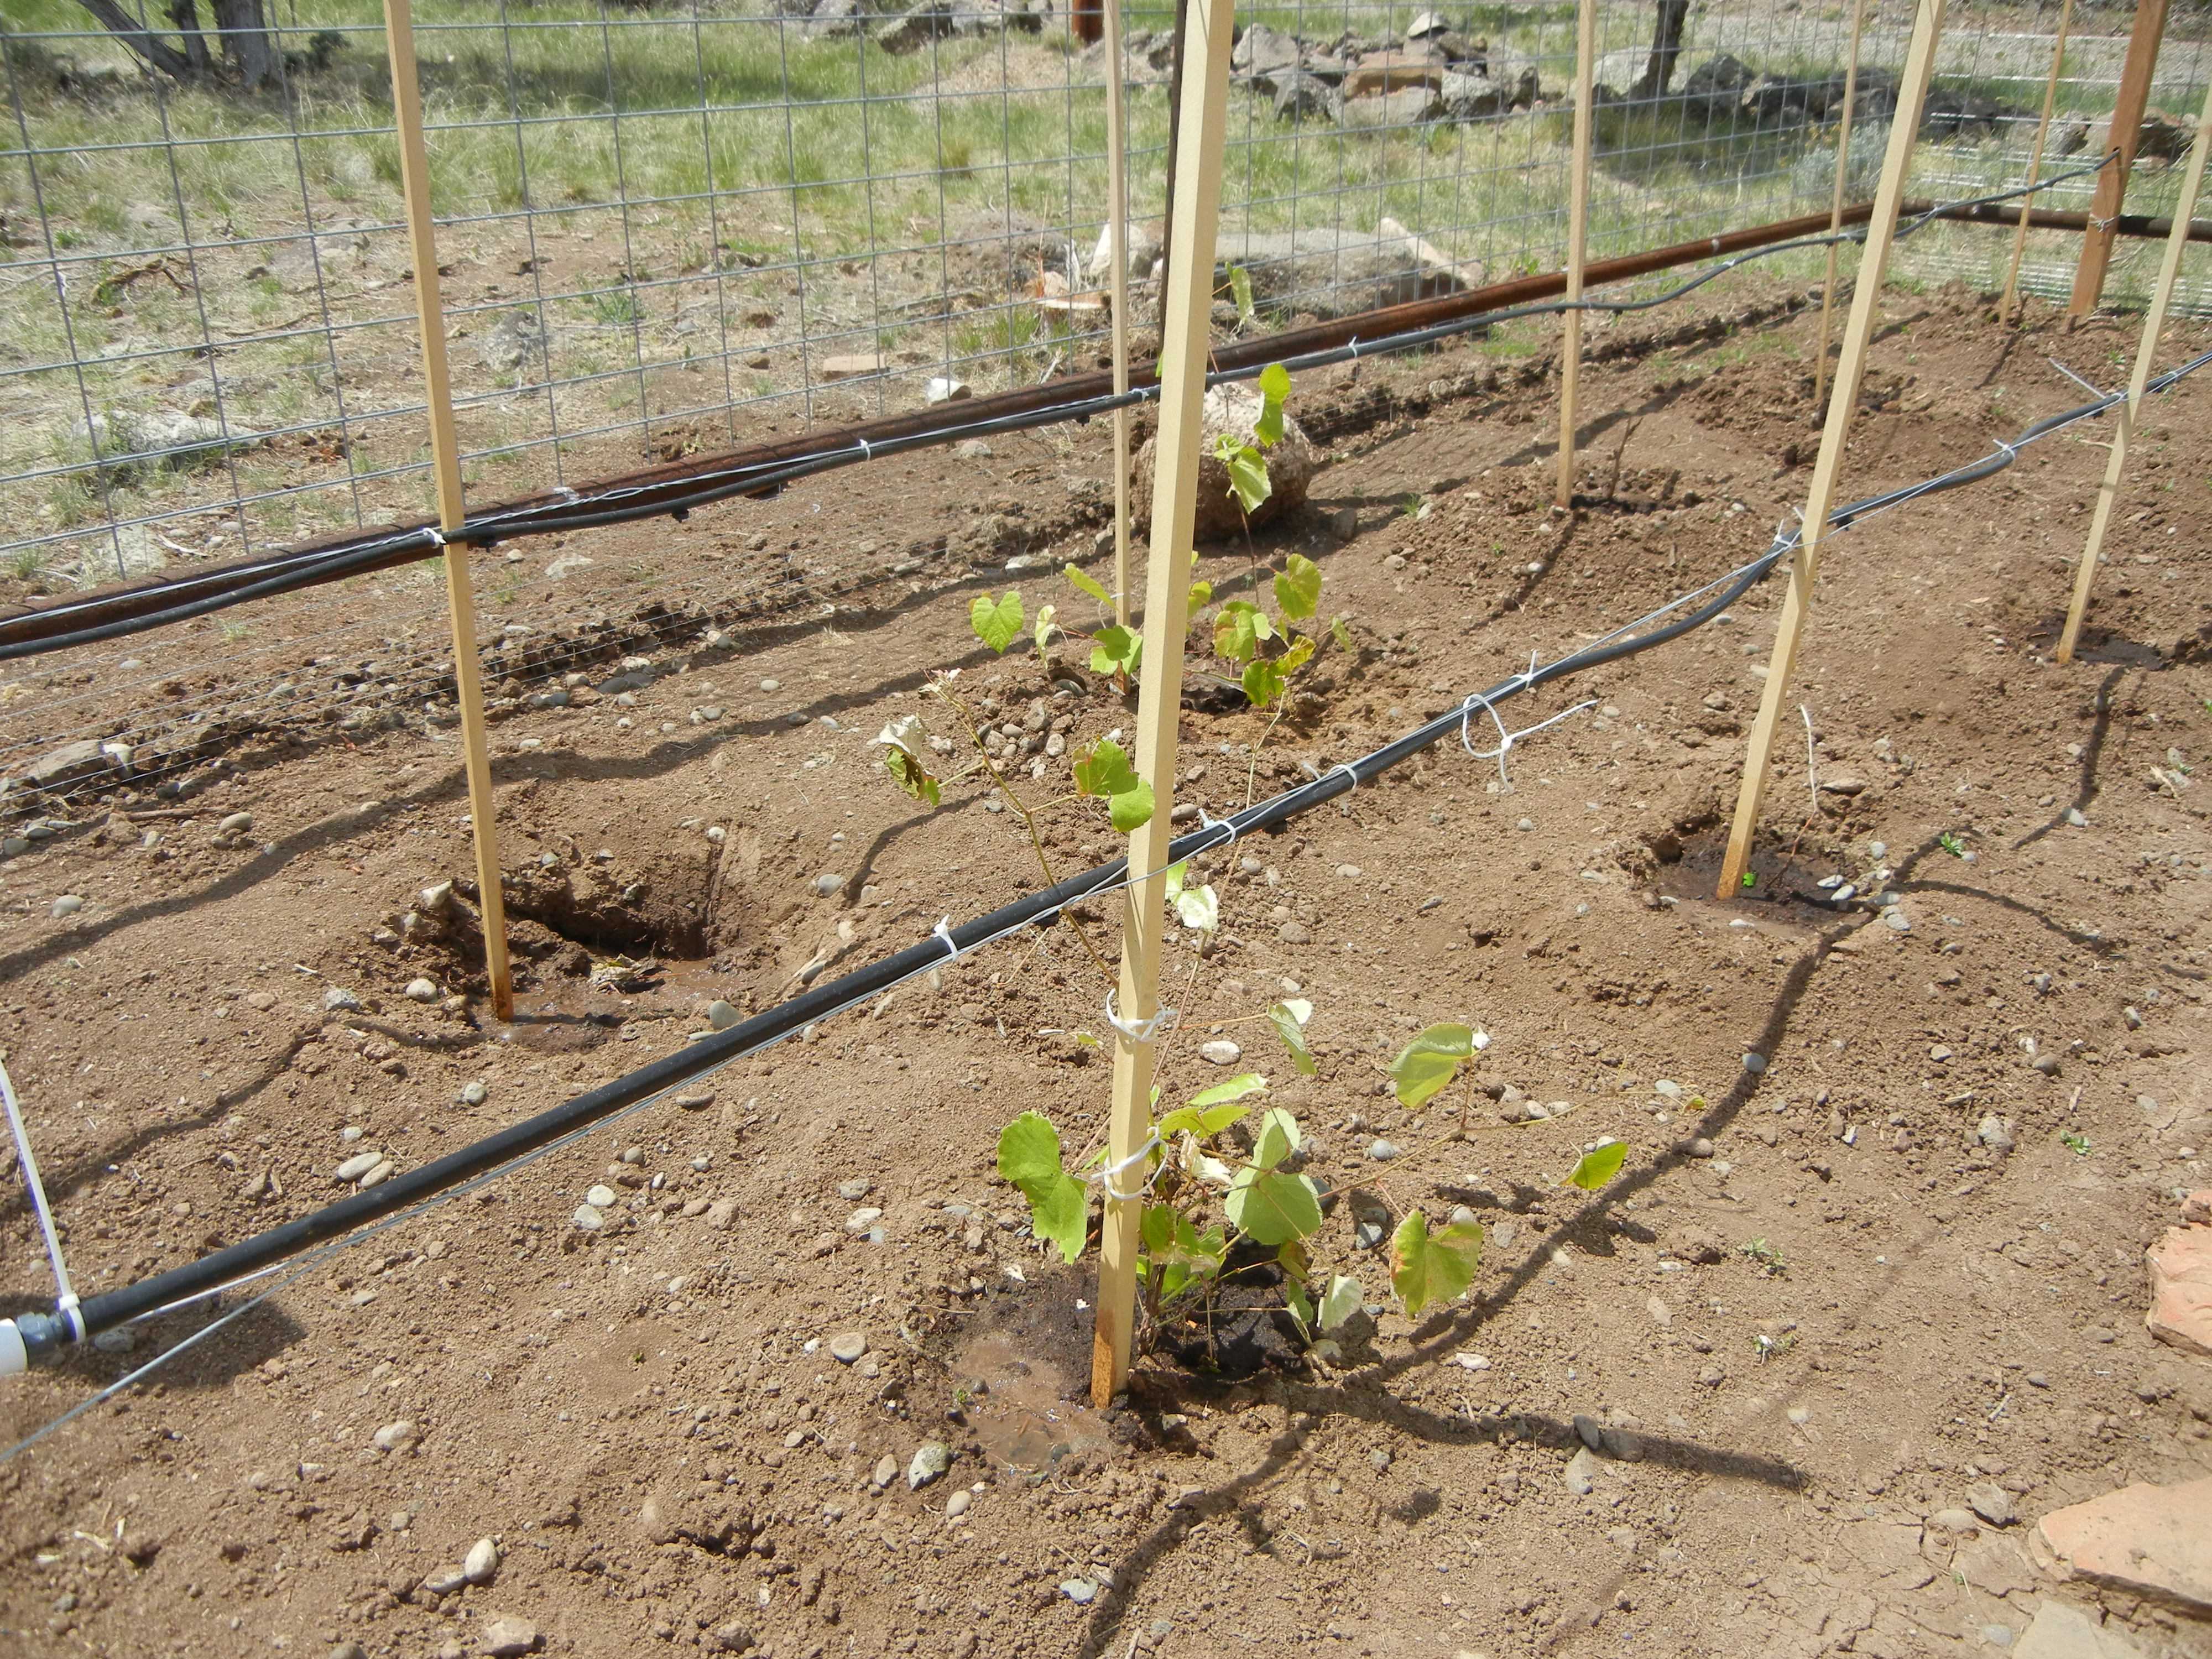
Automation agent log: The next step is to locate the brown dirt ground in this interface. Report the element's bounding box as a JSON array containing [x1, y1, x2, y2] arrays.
[[3, 283, 2211, 1659]]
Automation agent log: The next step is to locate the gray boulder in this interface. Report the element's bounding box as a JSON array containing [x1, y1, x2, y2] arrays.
[[1273, 70, 1337, 123], [1337, 85, 1444, 129], [1215, 222, 1474, 317]]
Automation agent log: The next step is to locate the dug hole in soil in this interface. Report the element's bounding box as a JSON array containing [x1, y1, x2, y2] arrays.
[[2, 281, 2211, 1659]]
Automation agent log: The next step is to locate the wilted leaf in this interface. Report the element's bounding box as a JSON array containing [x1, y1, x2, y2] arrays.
[[1225, 1165, 1321, 1246], [1274, 552, 1321, 620], [1032, 603, 1060, 651], [1389, 1210, 1485, 1317], [1388, 1023, 1478, 1110], [1565, 1139, 1628, 1191], [1283, 1277, 1314, 1335], [1065, 562, 1112, 607], [969, 591, 1024, 654], [1318, 1274, 1362, 1332], [883, 748, 940, 806], [1267, 1000, 1317, 1077], [1329, 614, 1353, 653]]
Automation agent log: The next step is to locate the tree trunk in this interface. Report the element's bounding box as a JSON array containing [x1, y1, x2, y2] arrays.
[[75, 0, 196, 80], [1635, 0, 1692, 98], [209, 0, 280, 89], [168, 0, 212, 75]]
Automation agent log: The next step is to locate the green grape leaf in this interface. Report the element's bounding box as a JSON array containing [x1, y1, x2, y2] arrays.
[[997, 1110, 1063, 1190], [1253, 362, 1291, 448], [1278, 633, 1317, 675], [1217, 439, 1272, 517], [1156, 1100, 1253, 1141], [1389, 1210, 1485, 1317], [1250, 1105, 1301, 1172], [1388, 1023, 1479, 1110], [1277, 1238, 1311, 1282], [1273, 552, 1322, 620], [1188, 578, 1213, 611], [1318, 1273, 1363, 1332], [1213, 601, 1274, 666], [1032, 602, 1060, 652], [1267, 1000, 1318, 1077], [1225, 1165, 1322, 1246], [998, 1110, 1087, 1262], [1283, 1277, 1314, 1336], [883, 748, 940, 807], [1565, 1139, 1628, 1191], [1072, 736, 1138, 799], [1241, 658, 1287, 709], [1175, 880, 1219, 933], [1228, 263, 1255, 325], [1108, 778, 1153, 833], [1329, 614, 1353, 653], [1065, 562, 1113, 607], [969, 591, 1024, 654], [1089, 624, 1142, 677]]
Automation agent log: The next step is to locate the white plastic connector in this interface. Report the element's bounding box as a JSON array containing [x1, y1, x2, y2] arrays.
[[0, 1319, 25, 1378]]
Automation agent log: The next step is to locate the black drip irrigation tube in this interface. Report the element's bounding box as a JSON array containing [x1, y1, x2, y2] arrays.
[[7, 328, 2209, 1386], [0, 159, 2119, 667]]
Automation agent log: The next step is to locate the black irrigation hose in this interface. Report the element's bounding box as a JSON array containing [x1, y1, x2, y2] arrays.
[[0, 159, 2117, 667], [10, 321, 2207, 1371]]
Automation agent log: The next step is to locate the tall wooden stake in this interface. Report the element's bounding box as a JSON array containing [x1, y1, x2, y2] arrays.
[[1103, 0, 1134, 628], [1812, 0, 1869, 406], [1089, 0, 1233, 1410], [2057, 80, 2212, 664], [385, 0, 515, 1022], [1717, 0, 1948, 900], [2068, 0, 2168, 319], [1555, 0, 1598, 509], [2000, 0, 2075, 323]]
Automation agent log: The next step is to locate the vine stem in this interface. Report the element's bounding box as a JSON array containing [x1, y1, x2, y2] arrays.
[[934, 682, 1115, 983]]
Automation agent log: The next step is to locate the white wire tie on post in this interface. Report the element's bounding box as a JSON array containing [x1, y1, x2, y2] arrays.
[[426, 527, 446, 548], [1103, 989, 1177, 1046], [1091, 1134, 1164, 1203], [932, 917, 958, 961]]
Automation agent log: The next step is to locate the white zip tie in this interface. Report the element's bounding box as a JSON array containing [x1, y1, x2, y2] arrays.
[[1089, 1134, 1164, 1203], [932, 917, 958, 959], [857, 437, 872, 461], [1459, 692, 1598, 790], [1103, 989, 1177, 1045], [1326, 762, 1360, 793], [425, 528, 446, 548], [1197, 806, 1241, 848], [0, 1058, 82, 1341], [1346, 337, 1361, 359]]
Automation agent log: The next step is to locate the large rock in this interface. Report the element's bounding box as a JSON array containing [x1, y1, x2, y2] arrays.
[[2014, 1601, 2151, 1659], [1442, 69, 1511, 122], [21, 739, 116, 794], [1131, 383, 1315, 544], [72, 409, 231, 477], [1342, 53, 1444, 99], [2145, 1192, 2212, 1355], [1232, 22, 1301, 82], [1338, 85, 1444, 129], [2033, 1477, 2212, 1616], [802, 0, 865, 38], [1214, 222, 1474, 318], [1273, 70, 1337, 123]]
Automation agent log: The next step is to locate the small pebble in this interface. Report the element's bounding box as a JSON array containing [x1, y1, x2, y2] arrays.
[[460, 1082, 487, 1106], [462, 1536, 499, 1584], [404, 977, 439, 1003], [945, 1489, 972, 1520], [705, 1000, 739, 1031], [828, 1332, 868, 1364], [1366, 1139, 1401, 1161], [585, 1184, 617, 1208], [219, 811, 254, 834], [51, 895, 85, 917], [1198, 1040, 1242, 1065], [812, 872, 846, 898], [373, 1420, 416, 1452], [572, 1204, 605, 1232], [907, 1440, 952, 1490]]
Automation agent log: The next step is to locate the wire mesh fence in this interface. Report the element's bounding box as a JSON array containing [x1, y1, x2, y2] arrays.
[[1, 0, 2208, 828]]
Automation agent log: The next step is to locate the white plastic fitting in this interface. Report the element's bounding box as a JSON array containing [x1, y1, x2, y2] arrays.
[[0, 1319, 25, 1378]]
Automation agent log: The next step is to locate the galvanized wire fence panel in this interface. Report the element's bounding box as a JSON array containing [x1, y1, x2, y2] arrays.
[[1, 0, 2208, 827]]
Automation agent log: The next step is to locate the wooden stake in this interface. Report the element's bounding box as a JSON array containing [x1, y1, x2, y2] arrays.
[[1089, 0, 1233, 1410], [1103, 0, 1134, 629], [1716, 0, 1949, 901], [2000, 0, 2075, 324], [384, 0, 515, 1022], [1555, 0, 1598, 509], [2057, 80, 2212, 664], [1812, 0, 1869, 406], [2067, 0, 2168, 319]]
